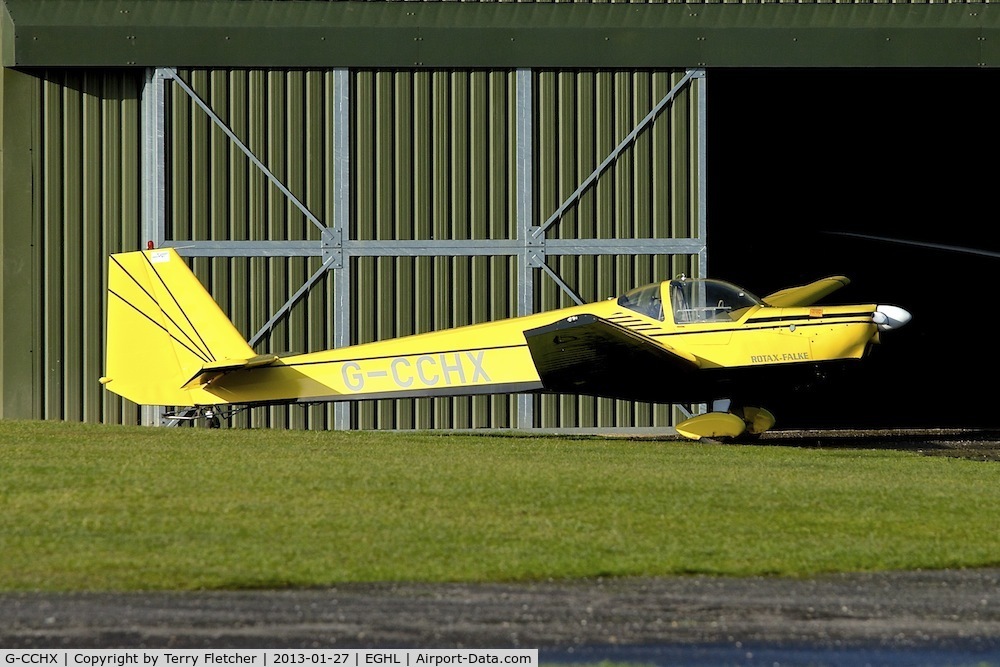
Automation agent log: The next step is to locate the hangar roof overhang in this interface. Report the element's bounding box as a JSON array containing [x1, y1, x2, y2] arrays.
[[1, 0, 999, 68]]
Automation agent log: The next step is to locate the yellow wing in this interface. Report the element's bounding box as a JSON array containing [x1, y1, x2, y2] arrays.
[[524, 314, 702, 402], [761, 276, 850, 308]]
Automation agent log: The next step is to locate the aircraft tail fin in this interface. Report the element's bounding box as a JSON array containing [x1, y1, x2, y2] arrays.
[[102, 248, 257, 406]]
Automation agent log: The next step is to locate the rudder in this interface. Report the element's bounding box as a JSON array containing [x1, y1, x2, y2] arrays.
[[101, 248, 256, 406]]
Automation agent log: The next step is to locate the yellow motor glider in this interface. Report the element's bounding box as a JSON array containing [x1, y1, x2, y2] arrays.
[[101, 248, 910, 439]]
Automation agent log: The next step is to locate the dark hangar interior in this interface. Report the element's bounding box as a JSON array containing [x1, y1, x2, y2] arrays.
[[711, 68, 1000, 428]]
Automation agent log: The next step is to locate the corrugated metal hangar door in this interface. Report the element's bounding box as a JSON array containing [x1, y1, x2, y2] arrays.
[[29, 66, 708, 431]]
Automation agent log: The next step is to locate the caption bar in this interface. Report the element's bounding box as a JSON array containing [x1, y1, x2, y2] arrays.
[[2, 652, 537, 667]]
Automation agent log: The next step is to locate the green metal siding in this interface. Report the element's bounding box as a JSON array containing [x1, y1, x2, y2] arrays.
[[35, 69, 143, 425], [0, 67, 37, 421]]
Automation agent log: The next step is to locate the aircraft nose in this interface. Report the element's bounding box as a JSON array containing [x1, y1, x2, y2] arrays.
[[873, 305, 912, 331]]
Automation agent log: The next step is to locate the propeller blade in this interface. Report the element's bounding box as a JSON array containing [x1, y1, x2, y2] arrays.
[[827, 232, 1000, 260]]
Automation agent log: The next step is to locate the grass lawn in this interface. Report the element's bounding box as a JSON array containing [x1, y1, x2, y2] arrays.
[[1, 419, 998, 591]]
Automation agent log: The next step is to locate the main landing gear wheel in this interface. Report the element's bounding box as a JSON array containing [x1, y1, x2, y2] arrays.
[[741, 406, 775, 436]]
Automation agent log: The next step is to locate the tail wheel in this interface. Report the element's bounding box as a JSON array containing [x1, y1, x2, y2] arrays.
[[204, 409, 221, 429]]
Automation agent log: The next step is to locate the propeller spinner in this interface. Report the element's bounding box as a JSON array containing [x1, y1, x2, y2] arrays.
[[873, 305, 911, 332]]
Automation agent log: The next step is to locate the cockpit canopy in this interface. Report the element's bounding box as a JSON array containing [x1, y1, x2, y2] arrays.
[[669, 278, 762, 323], [617, 278, 762, 323]]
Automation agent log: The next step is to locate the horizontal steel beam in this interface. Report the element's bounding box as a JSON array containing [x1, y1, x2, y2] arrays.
[[165, 241, 321, 257], [3, 0, 1000, 68], [167, 238, 706, 258]]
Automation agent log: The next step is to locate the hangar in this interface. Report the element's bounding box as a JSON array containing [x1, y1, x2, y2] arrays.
[[1, 0, 997, 431]]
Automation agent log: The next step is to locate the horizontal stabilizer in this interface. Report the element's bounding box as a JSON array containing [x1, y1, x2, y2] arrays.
[[181, 354, 281, 390], [762, 276, 850, 308]]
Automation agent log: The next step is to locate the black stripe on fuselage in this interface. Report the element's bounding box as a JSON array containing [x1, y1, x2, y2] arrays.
[[635, 316, 874, 340], [197, 380, 545, 407], [744, 311, 875, 325], [275, 342, 529, 369]]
